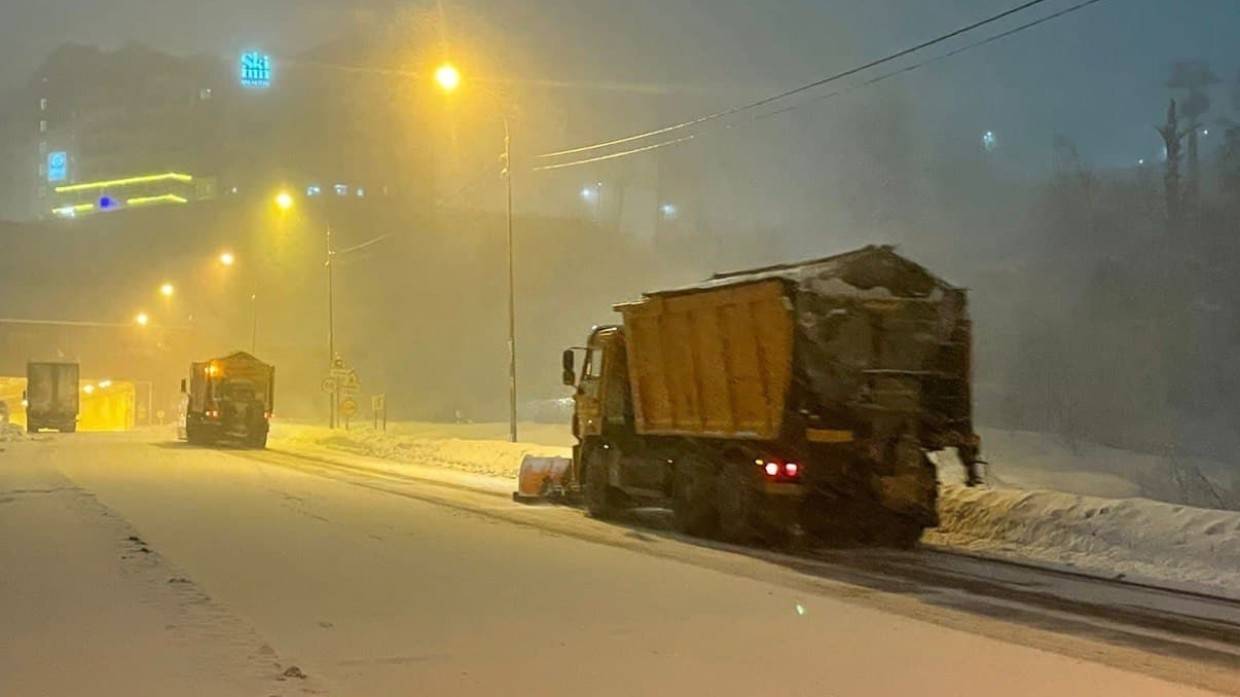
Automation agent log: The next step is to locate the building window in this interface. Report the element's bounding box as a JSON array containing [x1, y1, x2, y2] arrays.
[[39, 97, 47, 111], [39, 119, 47, 133]]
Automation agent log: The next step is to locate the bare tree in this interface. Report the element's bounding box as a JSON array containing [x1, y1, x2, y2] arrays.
[[1156, 99, 1188, 233], [1167, 61, 1220, 218]]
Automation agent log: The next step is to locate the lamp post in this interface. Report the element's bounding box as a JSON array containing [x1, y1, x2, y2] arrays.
[[275, 190, 338, 428], [438, 63, 519, 444]]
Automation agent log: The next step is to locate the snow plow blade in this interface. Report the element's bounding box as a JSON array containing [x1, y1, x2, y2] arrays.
[[513, 456, 574, 503]]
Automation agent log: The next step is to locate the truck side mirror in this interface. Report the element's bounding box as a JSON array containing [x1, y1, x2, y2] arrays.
[[179, 379, 187, 394], [561, 349, 576, 386]]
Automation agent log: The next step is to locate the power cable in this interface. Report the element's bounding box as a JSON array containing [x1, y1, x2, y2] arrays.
[[533, 0, 1109, 172]]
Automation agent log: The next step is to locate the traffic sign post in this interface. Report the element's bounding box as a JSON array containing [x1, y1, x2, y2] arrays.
[[371, 393, 387, 431], [339, 397, 358, 430], [323, 357, 360, 429]]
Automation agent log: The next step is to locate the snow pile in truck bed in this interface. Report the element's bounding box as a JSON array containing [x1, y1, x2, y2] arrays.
[[928, 484, 1240, 598]]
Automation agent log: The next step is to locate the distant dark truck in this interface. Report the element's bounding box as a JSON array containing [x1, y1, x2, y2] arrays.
[[181, 352, 274, 448], [550, 246, 979, 547], [25, 361, 80, 433]]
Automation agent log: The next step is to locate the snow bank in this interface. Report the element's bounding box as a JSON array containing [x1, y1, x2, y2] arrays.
[[928, 484, 1240, 598], [273, 422, 569, 479], [937, 428, 1240, 511], [0, 422, 25, 442]]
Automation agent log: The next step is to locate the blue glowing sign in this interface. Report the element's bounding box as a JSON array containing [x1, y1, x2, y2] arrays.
[[47, 151, 67, 183], [240, 52, 272, 88], [98, 196, 116, 210]]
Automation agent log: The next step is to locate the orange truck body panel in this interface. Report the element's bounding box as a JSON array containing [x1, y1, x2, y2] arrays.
[[616, 279, 794, 441]]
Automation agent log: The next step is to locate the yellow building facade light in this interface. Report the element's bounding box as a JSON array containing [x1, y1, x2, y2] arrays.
[[54, 172, 193, 194]]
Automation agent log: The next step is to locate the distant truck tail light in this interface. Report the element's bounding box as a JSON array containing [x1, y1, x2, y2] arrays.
[[206, 409, 220, 419], [757, 458, 801, 481]]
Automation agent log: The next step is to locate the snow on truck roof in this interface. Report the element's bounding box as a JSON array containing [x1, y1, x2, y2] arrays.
[[642, 245, 961, 301]]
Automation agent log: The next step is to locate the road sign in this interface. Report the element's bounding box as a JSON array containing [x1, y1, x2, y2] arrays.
[[338, 397, 358, 418], [47, 151, 68, 183], [330, 367, 359, 391], [321, 376, 337, 393]]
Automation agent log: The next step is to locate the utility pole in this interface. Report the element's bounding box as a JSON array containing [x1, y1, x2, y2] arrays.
[[327, 224, 336, 429], [504, 116, 518, 444], [250, 293, 258, 354]]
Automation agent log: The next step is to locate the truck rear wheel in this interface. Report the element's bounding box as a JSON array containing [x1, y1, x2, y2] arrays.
[[673, 455, 718, 537], [716, 459, 762, 543], [583, 444, 621, 519]]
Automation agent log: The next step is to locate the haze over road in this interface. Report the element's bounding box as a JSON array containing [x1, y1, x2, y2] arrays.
[[1, 431, 1234, 696]]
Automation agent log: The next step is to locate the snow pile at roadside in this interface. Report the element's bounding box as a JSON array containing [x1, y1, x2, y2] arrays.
[[0, 422, 25, 442], [928, 484, 1240, 598], [274, 423, 569, 479], [958, 429, 1239, 510]]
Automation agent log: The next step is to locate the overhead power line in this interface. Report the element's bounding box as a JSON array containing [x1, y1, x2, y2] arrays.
[[534, 0, 1107, 170]]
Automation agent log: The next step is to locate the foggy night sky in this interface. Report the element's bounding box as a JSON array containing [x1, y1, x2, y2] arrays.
[[1, 0, 1239, 169]]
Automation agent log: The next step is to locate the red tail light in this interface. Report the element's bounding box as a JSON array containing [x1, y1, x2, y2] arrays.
[[206, 409, 220, 419], [758, 458, 802, 481]]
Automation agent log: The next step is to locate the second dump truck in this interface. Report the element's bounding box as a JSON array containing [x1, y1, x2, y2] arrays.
[[181, 351, 274, 448], [525, 245, 979, 546]]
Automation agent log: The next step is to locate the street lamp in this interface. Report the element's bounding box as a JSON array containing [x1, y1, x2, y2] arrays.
[[275, 191, 294, 211], [435, 63, 461, 92], [218, 251, 236, 267], [135, 312, 150, 327], [159, 282, 175, 298], [437, 64, 519, 443]]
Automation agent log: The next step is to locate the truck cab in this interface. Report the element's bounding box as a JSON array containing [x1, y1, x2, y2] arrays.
[[565, 326, 631, 442]]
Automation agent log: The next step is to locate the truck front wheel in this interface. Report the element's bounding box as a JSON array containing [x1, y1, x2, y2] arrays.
[[583, 444, 620, 519], [673, 455, 718, 537]]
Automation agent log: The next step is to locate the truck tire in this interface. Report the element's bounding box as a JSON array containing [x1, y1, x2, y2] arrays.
[[716, 459, 762, 544], [27, 421, 37, 434], [583, 444, 620, 519], [248, 429, 268, 449], [672, 455, 718, 537]]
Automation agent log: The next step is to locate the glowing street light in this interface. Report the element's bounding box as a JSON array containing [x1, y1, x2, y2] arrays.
[[274, 191, 294, 210], [159, 282, 175, 298], [219, 251, 236, 267], [98, 380, 113, 389], [83, 384, 96, 395], [435, 63, 461, 92], [135, 312, 150, 327]]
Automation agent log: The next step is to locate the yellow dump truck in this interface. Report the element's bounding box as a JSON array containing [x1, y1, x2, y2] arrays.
[[181, 351, 274, 448], [545, 246, 979, 546]]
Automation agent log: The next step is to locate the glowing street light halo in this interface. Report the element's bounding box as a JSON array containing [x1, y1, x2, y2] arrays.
[[435, 63, 461, 92], [159, 282, 175, 298], [135, 312, 150, 327], [218, 251, 236, 267], [274, 191, 294, 210]]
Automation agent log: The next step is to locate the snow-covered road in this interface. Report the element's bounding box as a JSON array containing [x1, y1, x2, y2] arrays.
[[2, 431, 1236, 696]]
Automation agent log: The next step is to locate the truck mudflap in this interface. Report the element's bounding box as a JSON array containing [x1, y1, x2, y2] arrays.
[[514, 456, 574, 502]]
